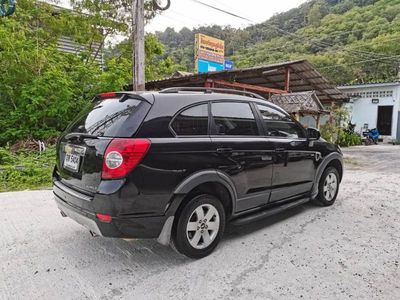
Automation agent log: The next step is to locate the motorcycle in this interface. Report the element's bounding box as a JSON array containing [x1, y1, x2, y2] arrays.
[[362, 128, 380, 145]]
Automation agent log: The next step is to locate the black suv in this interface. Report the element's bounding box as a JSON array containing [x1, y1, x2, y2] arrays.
[[53, 88, 343, 258]]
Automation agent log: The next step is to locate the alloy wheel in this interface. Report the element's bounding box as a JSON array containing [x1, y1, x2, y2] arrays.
[[186, 204, 220, 249], [323, 172, 338, 201]]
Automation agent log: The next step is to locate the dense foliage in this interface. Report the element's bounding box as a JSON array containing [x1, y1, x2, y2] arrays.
[[0, 0, 180, 146], [0, 146, 56, 192], [320, 106, 363, 147], [156, 0, 400, 84]]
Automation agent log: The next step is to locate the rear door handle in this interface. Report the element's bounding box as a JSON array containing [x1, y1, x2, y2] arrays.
[[216, 147, 233, 154]]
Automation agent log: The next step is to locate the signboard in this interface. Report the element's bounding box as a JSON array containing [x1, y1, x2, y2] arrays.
[[224, 60, 234, 70], [195, 33, 225, 64], [196, 59, 224, 74]]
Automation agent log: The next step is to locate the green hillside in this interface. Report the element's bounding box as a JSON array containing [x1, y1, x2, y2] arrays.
[[157, 0, 400, 84]]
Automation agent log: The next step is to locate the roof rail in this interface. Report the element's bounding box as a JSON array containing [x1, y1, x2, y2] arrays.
[[159, 87, 266, 100]]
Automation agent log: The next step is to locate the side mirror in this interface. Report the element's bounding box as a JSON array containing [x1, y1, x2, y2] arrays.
[[307, 127, 321, 140]]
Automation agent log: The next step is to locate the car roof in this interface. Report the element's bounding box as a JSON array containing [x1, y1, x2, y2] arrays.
[[116, 89, 290, 116], [154, 91, 289, 115]]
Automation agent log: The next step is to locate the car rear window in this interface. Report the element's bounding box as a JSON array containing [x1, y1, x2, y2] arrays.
[[64, 95, 151, 137]]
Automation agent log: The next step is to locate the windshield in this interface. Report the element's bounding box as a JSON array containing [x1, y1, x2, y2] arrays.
[[64, 95, 151, 138]]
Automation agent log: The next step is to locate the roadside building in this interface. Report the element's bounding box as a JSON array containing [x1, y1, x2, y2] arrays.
[[51, 4, 104, 68], [338, 82, 400, 141]]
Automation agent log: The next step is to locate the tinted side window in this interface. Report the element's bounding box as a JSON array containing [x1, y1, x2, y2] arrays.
[[257, 104, 305, 138], [171, 104, 208, 135], [212, 102, 258, 136]]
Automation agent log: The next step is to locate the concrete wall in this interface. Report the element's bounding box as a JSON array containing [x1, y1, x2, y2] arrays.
[[339, 83, 400, 140]]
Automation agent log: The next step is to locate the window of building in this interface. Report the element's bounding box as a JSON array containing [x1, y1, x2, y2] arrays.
[[211, 102, 258, 136], [171, 104, 208, 136]]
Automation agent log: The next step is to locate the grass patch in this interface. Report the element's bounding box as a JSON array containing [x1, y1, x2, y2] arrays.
[[0, 146, 55, 192]]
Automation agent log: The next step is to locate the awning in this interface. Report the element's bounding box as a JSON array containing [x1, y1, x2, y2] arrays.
[[143, 60, 348, 103]]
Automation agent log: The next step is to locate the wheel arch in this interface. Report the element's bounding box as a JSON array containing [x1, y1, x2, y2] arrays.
[[171, 170, 237, 219], [311, 152, 343, 199], [157, 170, 236, 246]]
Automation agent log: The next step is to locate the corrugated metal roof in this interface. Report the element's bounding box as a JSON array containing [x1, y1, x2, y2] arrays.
[[338, 81, 400, 89], [143, 60, 348, 103], [57, 36, 103, 66]]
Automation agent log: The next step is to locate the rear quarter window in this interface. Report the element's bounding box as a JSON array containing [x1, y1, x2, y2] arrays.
[[171, 104, 209, 136]]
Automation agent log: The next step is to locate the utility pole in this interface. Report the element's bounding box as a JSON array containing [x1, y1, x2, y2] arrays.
[[132, 0, 145, 92]]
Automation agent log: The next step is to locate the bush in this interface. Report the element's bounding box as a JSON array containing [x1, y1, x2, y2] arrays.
[[337, 131, 363, 147], [0, 146, 55, 192], [320, 105, 362, 147]]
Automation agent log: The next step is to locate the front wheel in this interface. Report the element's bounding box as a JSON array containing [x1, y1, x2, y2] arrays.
[[172, 194, 226, 259], [312, 166, 340, 206]]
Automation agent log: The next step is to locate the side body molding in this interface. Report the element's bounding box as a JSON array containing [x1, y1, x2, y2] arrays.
[[311, 152, 343, 199]]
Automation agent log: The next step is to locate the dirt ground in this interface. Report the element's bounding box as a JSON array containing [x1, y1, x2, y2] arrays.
[[0, 145, 399, 299]]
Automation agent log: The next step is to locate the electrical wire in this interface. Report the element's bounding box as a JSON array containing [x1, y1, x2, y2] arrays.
[[190, 0, 255, 23], [318, 54, 400, 71], [189, 0, 398, 61]]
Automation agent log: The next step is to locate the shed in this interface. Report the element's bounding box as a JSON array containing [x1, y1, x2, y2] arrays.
[[270, 91, 328, 128], [143, 59, 347, 104]]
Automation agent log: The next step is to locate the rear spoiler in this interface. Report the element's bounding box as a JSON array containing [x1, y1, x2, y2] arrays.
[[92, 92, 154, 104]]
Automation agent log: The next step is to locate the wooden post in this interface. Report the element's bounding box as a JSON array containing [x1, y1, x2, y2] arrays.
[[284, 68, 290, 92], [133, 0, 145, 91], [204, 79, 214, 88], [316, 114, 321, 129], [131, 0, 136, 91]]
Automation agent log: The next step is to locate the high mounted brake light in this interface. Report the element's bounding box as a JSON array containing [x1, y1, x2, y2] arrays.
[[102, 138, 151, 179], [100, 92, 117, 98]]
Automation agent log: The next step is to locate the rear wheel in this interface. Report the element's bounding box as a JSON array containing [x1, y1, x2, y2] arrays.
[[172, 194, 226, 259], [313, 166, 340, 206]]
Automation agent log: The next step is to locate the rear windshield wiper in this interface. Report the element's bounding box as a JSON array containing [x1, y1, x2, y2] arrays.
[[65, 132, 99, 141]]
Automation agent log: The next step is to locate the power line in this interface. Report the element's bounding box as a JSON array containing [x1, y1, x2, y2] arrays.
[[211, 0, 258, 23], [190, 0, 398, 61], [190, 0, 255, 23], [318, 54, 400, 71]]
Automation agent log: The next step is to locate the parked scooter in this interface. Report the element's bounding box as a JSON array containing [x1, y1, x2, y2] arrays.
[[362, 128, 380, 145]]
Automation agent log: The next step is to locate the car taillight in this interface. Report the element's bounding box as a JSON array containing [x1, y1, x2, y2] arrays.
[[102, 138, 151, 179], [96, 213, 112, 223]]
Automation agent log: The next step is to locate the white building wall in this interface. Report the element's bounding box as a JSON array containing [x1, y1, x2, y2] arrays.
[[339, 83, 400, 140]]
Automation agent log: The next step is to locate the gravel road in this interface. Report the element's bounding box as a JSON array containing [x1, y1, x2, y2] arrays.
[[1, 145, 399, 299]]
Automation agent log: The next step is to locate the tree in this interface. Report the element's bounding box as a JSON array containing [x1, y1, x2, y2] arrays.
[[0, 0, 181, 145]]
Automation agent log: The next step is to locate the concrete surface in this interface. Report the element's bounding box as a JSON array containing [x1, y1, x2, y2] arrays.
[[1, 145, 399, 300]]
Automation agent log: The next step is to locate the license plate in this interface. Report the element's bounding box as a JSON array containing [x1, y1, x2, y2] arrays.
[[63, 153, 80, 172]]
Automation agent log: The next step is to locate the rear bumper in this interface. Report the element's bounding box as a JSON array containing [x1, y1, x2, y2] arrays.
[[53, 181, 167, 239]]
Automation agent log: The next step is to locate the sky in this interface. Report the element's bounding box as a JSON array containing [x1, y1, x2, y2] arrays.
[[146, 0, 308, 32], [56, 0, 308, 36]]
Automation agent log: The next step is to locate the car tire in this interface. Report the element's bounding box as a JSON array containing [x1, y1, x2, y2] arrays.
[[312, 166, 340, 206], [172, 194, 226, 259]]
